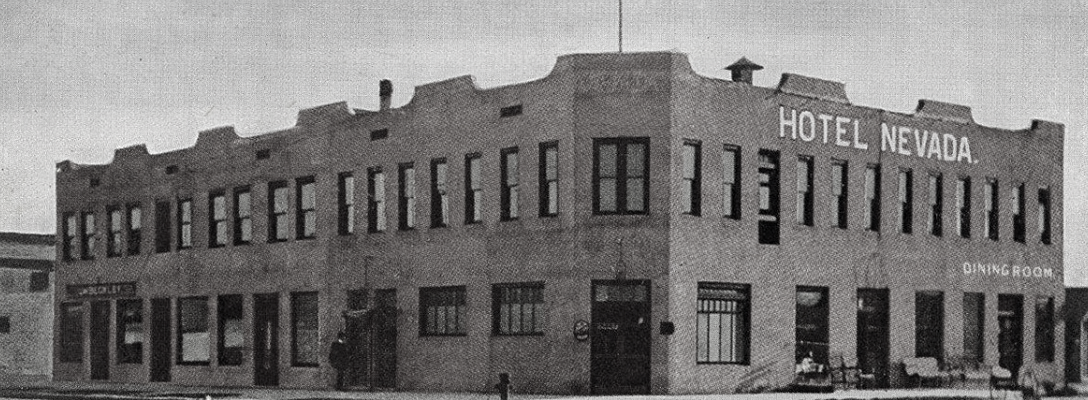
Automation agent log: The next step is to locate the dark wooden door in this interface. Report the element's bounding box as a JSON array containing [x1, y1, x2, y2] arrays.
[[371, 289, 397, 388], [89, 301, 110, 380], [998, 294, 1024, 378], [149, 298, 171, 382], [591, 280, 651, 395], [253, 293, 279, 386], [857, 289, 889, 388]]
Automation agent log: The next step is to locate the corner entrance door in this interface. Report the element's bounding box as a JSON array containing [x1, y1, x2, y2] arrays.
[[149, 298, 171, 382], [998, 294, 1024, 379], [590, 280, 651, 395], [857, 288, 889, 388], [89, 301, 110, 380], [371, 289, 397, 388], [253, 293, 280, 386]]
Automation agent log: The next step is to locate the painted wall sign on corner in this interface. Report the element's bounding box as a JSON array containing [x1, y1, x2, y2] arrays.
[[778, 106, 977, 164]]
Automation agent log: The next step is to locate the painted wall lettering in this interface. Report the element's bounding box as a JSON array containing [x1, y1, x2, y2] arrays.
[[961, 262, 1054, 279]]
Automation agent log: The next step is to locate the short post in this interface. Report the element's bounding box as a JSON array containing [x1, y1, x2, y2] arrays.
[[495, 372, 511, 400]]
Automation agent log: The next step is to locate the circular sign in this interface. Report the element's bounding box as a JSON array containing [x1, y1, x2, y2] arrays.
[[573, 320, 590, 341]]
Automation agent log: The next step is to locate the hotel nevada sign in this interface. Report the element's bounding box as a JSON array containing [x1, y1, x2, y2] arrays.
[[66, 282, 137, 299], [778, 106, 977, 164]]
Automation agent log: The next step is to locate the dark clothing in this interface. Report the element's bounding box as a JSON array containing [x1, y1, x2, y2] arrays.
[[329, 339, 349, 389]]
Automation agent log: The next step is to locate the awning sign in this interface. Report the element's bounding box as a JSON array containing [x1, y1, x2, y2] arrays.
[[66, 282, 137, 299]]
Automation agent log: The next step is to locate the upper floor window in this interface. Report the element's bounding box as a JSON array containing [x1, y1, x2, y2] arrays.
[[177, 199, 192, 249], [465, 154, 483, 223], [234, 187, 251, 245], [267, 181, 288, 242], [367, 168, 386, 232], [682, 140, 702, 216], [296, 176, 316, 239], [82, 211, 97, 259], [957, 177, 971, 238], [538, 141, 559, 217], [898, 169, 913, 234], [208, 191, 227, 248], [1012, 183, 1026, 243], [928, 173, 943, 237], [865, 164, 881, 231], [398, 164, 416, 230], [757, 150, 780, 245], [795, 156, 814, 226], [154, 201, 171, 253], [723, 145, 741, 219], [593, 138, 649, 215], [431, 159, 449, 227], [63, 213, 77, 261], [500, 148, 519, 220], [107, 206, 123, 257], [126, 204, 141, 255], [338, 173, 354, 235], [984, 178, 999, 241], [1038, 187, 1052, 244], [830, 160, 847, 229]]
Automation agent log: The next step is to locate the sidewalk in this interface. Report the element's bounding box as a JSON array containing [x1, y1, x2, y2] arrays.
[[0, 378, 1047, 400]]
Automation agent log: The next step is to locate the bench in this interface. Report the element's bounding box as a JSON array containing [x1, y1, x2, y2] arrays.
[[903, 357, 948, 387]]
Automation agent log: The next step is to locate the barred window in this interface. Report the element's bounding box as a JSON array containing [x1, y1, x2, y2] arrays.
[[420, 286, 466, 336], [492, 283, 543, 335], [696, 282, 750, 364]]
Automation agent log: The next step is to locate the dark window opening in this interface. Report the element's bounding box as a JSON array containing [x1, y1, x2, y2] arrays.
[[963, 293, 985, 366], [1039, 187, 1052, 244], [1013, 183, 1026, 243], [218, 295, 244, 366], [291, 292, 319, 366], [0, 316, 9, 334], [60, 303, 83, 362], [899, 169, 913, 234], [29, 272, 48, 292], [499, 104, 523, 117], [865, 164, 881, 231], [929, 173, 943, 237], [337, 173, 354, 235], [233, 187, 252, 244], [985, 179, 999, 241], [165, 165, 179, 175], [757, 150, 780, 244], [90, 178, 100, 188], [154, 201, 172, 253], [256, 149, 271, 160], [723, 145, 741, 219], [370, 129, 389, 141], [914, 291, 945, 363], [958, 178, 971, 238], [1034, 296, 1054, 362], [796, 156, 814, 226], [795, 286, 829, 367]]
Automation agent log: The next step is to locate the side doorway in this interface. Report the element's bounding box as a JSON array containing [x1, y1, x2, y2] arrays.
[[857, 288, 889, 388], [149, 298, 171, 382], [590, 280, 651, 395], [89, 301, 110, 380], [253, 293, 280, 386]]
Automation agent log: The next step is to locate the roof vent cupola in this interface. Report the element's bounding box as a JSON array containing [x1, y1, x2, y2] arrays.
[[725, 57, 764, 84]]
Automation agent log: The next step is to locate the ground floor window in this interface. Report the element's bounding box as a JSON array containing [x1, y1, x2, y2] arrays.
[[963, 292, 985, 366], [492, 283, 544, 335], [696, 282, 749, 364], [420, 286, 466, 336], [796, 286, 829, 367], [60, 302, 83, 362], [915, 291, 944, 362], [291, 292, 319, 366], [177, 297, 209, 364], [116, 299, 143, 364], [218, 294, 244, 366]]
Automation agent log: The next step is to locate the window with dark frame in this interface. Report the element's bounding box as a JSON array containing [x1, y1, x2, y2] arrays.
[[795, 286, 829, 367], [296, 176, 316, 239], [865, 164, 881, 231], [500, 148, 519, 220], [914, 291, 944, 362], [1039, 187, 1052, 244], [0, 316, 8, 334], [431, 159, 449, 227], [398, 164, 416, 230], [177, 296, 209, 365], [696, 282, 750, 364], [420, 286, 466, 336], [107, 206, 122, 257], [723, 145, 741, 219], [126, 204, 141, 255], [367, 168, 386, 232], [268, 181, 288, 242], [60, 302, 83, 362], [154, 201, 171, 253], [963, 292, 984, 365], [928, 173, 943, 237], [538, 141, 559, 217], [1035, 296, 1054, 362], [177, 199, 192, 249], [593, 138, 649, 215], [830, 160, 848, 229], [63, 213, 77, 261], [465, 154, 483, 223], [208, 191, 227, 247], [81, 211, 96, 259], [757, 150, 780, 244], [984, 178, 999, 241], [218, 294, 244, 366], [898, 169, 913, 234], [957, 177, 971, 238], [1013, 183, 1025, 243], [116, 299, 143, 364], [796, 156, 814, 226], [234, 187, 251, 245], [291, 291, 319, 367], [681, 140, 702, 216], [492, 283, 543, 335], [337, 172, 354, 235]]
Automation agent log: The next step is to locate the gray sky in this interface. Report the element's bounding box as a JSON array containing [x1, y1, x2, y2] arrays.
[[1, 0, 1084, 284]]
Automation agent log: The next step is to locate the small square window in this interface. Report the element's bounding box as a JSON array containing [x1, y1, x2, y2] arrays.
[[0, 316, 10, 333], [256, 149, 271, 160], [89, 178, 101, 188], [499, 104, 523, 118], [165, 165, 179, 175], [370, 129, 389, 141]]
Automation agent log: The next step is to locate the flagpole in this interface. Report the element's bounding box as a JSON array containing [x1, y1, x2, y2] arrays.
[[618, 0, 623, 53]]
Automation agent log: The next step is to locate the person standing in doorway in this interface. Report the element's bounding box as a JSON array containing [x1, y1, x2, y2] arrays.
[[329, 331, 349, 390]]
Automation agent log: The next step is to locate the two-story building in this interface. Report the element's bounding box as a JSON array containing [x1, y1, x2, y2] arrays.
[[0, 232, 53, 382]]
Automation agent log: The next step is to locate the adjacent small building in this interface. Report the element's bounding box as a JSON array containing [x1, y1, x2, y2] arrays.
[[53, 51, 1064, 394], [0, 232, 54, 381], [1065, 287, 1088, 384]]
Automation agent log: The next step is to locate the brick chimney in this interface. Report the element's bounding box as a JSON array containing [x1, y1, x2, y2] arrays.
[[379, 79, 393, 111], [725, 57, 763, 84]]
